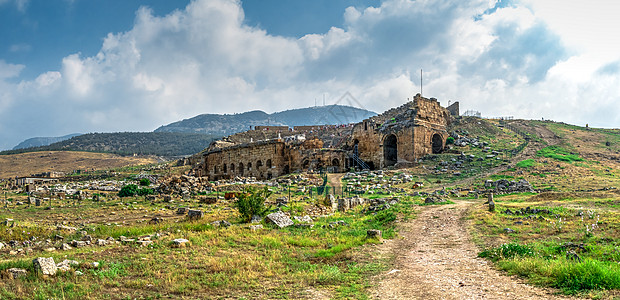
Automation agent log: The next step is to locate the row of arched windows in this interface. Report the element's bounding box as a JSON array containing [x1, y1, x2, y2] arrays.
[[213, 159, 272, 174]]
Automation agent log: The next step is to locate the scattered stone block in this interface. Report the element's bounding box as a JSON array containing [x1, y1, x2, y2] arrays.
[[187, 209, 204, 219], [7, 268, 27, 279], [172, 238, 190, 248], [33, 257, 57, 276], [176, 207, 189, 215], [211, 220, 232, 227], [265, 212, 294, 228], [136, 240, 153, 247]]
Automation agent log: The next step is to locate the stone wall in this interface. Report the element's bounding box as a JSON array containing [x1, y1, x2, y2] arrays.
[[350, 94, 450, 169], [203, 94, 451, 178], [205, 140, 288, 180]]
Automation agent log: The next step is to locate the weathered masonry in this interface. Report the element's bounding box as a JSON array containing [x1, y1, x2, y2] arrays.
[[203, 94, 457, 180], [350, 94, 454, 169]]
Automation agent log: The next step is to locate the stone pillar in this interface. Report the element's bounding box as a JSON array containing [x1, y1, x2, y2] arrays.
[[488, 193, 495, 212]]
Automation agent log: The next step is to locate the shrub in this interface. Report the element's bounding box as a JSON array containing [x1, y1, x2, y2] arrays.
[[118, 184, 138, 197], [139, 178, 151, 186], [234, 187, 273, 223], [137, 188, 154, 196], [446, 136, 455, 145]]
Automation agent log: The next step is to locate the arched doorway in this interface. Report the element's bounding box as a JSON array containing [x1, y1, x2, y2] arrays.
[[384, 134, 397, 167], [239, 163, 244, 176], [432, 133, 444, 154]]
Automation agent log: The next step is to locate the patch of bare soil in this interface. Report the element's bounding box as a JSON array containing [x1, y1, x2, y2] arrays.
[[0, 151, 158, 178], [371, 200, 575, 300]]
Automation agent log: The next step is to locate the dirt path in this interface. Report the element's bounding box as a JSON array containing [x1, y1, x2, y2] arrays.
[[371, 200, 573, 300]]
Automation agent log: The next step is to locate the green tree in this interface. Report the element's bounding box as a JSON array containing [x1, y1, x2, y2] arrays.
[[234, 187, 273, 223], [118, 184, 138, 197], [139, 178, 151, 186]]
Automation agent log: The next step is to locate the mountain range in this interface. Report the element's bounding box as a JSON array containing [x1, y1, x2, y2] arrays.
[[155, 105, 376, 136], [7, 105, 376, 156]]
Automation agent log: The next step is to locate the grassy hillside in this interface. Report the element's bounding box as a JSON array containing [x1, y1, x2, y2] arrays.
[[1, 132, 220, 157], [0, 151, 158, 179]]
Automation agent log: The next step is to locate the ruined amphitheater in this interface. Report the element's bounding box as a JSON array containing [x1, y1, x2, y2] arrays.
[[201, 94, 459, 180]]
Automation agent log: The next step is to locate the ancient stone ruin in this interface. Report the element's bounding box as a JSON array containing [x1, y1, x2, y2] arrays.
[[202, 94, 457, 180]]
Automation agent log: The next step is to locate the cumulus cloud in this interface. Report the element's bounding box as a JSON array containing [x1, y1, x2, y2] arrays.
[[0, 0, 619, 150]]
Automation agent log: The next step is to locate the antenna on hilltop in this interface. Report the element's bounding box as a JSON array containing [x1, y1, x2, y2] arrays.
[[420, 69, 423, 97]]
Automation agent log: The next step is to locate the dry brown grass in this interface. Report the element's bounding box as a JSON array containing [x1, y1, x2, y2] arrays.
[[0, 151, 157, 179]]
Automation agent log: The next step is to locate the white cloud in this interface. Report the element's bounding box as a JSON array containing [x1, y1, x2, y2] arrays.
[[0, 0, 619, 150]]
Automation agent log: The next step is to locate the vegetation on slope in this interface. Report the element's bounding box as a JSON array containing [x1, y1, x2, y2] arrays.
[[0, 132, 221, 157]]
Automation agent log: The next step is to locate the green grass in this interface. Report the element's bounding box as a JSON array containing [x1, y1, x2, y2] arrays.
[[516, 159, 537, 169], [537, 146, 583, 162], [498, 257, 620, 293]]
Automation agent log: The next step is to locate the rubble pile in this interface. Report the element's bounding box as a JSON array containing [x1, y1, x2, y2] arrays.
[[343, 170, 413, 195], [157, 175, 214, 195], [484, 179, 535, 194]]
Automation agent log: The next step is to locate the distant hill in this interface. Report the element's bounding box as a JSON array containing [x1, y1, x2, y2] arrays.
[[155, 105, 377, 136], [13, 133, 82, 150], [1, 132, 220, 157]]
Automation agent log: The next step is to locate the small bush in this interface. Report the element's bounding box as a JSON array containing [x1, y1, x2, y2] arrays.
[[446, 137, 455, 145], [139, 178, 151, 186], [234, 187, 273, 223], [118, 184, 138, 197], [137, 188, 154, 196]]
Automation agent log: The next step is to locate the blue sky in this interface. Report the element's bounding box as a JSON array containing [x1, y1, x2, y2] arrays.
[[0, 0, 619, 150]]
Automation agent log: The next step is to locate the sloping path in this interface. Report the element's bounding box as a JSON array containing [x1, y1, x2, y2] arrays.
[[371, 200, 574, 300]]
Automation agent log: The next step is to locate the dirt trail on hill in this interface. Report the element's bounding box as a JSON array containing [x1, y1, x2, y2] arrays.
[[371, 200, 574, 300], [436, 120, 562, 190]]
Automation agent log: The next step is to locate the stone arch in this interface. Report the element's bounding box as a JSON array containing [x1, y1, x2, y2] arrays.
[[256, 160, 263, 169], [223, 164, 227, 173], [230, 163, 235, 174], [331, 158, 340, 173], [266, 159, 272, 168], [213, 165, 218, 173], [384, 134, 398, 167], [247, 162, 252, 171], [432, 133, 444, 154], [332, 158, 339, 167], [239, 162, 244, 176], [302, 159, 310, 169]]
